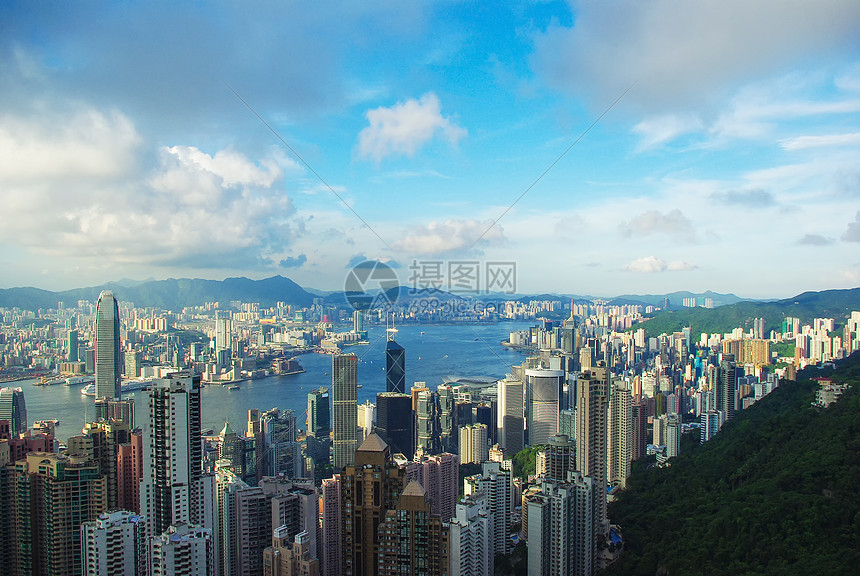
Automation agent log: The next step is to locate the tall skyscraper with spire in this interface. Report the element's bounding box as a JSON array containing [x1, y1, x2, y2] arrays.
[[385, 323, 405, 394], [95, 290, 122, 400]]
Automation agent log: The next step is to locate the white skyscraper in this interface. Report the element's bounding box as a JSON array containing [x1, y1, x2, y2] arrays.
[[95, 290, 122, 400], [526, 474, 595, 576], [81, 510, 147, 576], [140, 371, 216, 558], [464, 461, 512, 558], [449, 494, 493, 576], [150, 523, 214, 576]]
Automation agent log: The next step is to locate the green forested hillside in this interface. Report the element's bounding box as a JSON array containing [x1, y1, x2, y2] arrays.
[[604, 353, 860, 576], [631, 287, 860, 338]]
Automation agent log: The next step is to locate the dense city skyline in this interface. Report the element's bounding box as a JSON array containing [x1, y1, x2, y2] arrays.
[[2, 2, 860, 297]]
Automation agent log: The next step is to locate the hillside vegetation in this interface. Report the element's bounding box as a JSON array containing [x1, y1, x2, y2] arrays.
[[631, 287, 860, 338], [604, 352, 860, 576]]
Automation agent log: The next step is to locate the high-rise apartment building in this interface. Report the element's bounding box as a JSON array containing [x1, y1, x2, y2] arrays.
[[150, 523, 214, 576], [340, 434, 405, 576], [575, 366, 609, 533], [377, 480, 449, 576], [214, 311, 233, 368], [404, 452, 459, 522], [95, 397, 136, 427], [14, 452, 107, 575], [449, 495, 493, 576], [81, 510, 147, 576], [332, 354, 358, 470], [140, 371, 212, 539], [320, 475, 341, 576], [0, 386, 27, 435], [95, 290, 122, 400], [525, 475, 595, 576], [607, 382, 632, 488], [263, 529, 320, 576], [544, 434, 574, 482], [117, 429, 143, 513], [463, 461, 512, 558], [716, 356, 738, 421], [459, 423, 489, 464], [69, 419, 131, 511], [496, 378, 524, 454], [666, 414, 682, 458], [216, 468, 269, 576]]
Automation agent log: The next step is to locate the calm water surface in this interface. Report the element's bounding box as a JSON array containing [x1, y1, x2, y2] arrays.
[[18, 322, 533, 438]]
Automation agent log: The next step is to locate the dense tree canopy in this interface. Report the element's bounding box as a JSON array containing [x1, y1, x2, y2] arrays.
[[604, 352, 860, 576]]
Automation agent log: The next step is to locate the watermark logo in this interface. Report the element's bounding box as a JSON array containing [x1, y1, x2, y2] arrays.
[[344, 260, 400, 310], [408, 260, 516, 294]]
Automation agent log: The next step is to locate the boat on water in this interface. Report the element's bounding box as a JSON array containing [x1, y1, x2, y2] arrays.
[[228, 385, 240, 391], [81, 379, 151, 397], [64, 375, 95, 386]]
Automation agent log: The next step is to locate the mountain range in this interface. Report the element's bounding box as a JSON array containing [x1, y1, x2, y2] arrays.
[[0, 276, 856, 319]]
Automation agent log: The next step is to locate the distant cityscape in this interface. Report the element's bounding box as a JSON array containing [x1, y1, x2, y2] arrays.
[[0, 282, 857, 575]]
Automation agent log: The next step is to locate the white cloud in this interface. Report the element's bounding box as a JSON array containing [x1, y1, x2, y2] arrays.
[[624, 256, 697, 273], [780, 132, 860, 151], [533, 0, 860, 114], [357, 93, 466, 162], [667, 261, 698, 271], [0, 108, 141, 182], [843, 212, 860, 242], [625, 256, 667, 273], [0, 108, 298, 271], [393, 219, 504, 255], [632, 114, 703, 149], [165, 146, 283, 188], [619, 209, 694, 238]]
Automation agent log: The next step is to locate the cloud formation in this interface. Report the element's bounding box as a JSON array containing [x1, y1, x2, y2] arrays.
[[781, 132, 860, 151], [797, 234, 835, 246], [843, 212, 860, 242], [533, 0, 860, 114], [0, 107, 297, 271], [709, 189, 775, 207], [357, 93, 466, 162], [624, 256, 698, 273], [393, 219, 504, 255], [279, 254, 308, 268], [619, 209, 693, 238]]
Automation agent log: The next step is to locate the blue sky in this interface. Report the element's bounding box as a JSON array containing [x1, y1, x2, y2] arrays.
[[1, 1, 859, 298]]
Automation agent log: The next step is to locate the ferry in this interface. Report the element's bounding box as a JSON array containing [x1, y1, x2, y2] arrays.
[[81, 379, 150, 397], [228, 385, 240, 391]]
